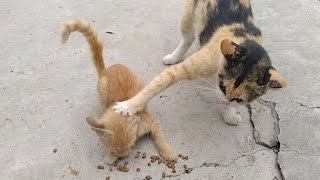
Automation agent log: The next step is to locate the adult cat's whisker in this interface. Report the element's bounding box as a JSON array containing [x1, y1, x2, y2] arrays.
[[196, 77, 216, 88], [194, 86, 217, 92]]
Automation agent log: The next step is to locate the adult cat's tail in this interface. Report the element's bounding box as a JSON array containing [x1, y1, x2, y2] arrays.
[[61, 20, 105, 76]]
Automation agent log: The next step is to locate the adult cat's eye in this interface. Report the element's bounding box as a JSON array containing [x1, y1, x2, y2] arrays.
[[230, 98, 243, 103]]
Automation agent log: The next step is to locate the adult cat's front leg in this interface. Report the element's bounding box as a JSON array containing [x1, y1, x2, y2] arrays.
[[113, 47, 218, 117], [222, 103, 242, 125]]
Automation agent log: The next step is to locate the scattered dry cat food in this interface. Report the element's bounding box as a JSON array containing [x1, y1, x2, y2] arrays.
[[172, 169, 176, 173], [147, 163, 151, 167], [185, 168, 193, 174], [134, 154, 140, 158], [183, 164, 188, 169], [97, 165, 104, 170], [142, 152, 146, 159], [178, 154, 182, 158], [53, 148, 57, 153], [117, 164, 129, 172], [145, 175, 152, 180], [136, 168, 140, 172], [158, 159, 162, 164], [105, 176, 110, 180], [70, 168, 79, 175], [113, 161, 118, 167], [109, 166, 113, 172], [151, 159, 155, 163], [162, 172, 166, 178], [124, 161, 129, 166]]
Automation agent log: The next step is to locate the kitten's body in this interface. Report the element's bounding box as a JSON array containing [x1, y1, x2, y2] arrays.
[[113, 0, 287, 124], [61, 20, 176, 163]]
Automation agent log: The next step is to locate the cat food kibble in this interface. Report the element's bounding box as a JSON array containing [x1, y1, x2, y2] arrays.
[[97, 165, 104, 170], [151, 159, 155, 163], [134, 154, 139, 158], [148, 162, 151, 166], [109, 166, 113, 172], [136, 168, 140, 172], [185, 156, 189, 160], [142, 153, 146, 159], [145, 175, 152, 180], [183, 164, 188, 169], [158, 159, 162, 164], [105, 176, 110, 180], [162, 172, 166, 178], [124, 161, 128, 166], [53, 148, 57, 153], [178, 154, 182, 158], [172, 169, 176, 173]]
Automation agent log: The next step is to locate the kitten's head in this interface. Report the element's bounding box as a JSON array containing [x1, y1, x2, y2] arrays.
[[86, 112, 139, 158], [219, 39, 287, 104]]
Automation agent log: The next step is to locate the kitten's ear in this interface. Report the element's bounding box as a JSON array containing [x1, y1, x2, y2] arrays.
[[86, 116, 113, 137], [220, 39, 247, 61], [267, 69, 287, 88], [86, 116, 104, 128]]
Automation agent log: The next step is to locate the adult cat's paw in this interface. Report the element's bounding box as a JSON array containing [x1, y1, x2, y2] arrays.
[[162, 53, 180, 65], [113, 101, 136, 117], [223, 106, 242, 125], [160, 146, 177, 161]]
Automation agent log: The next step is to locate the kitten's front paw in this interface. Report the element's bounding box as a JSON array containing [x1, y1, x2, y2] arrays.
[[113, 101, 136, 117], [160, 146, 177, 161], [162, 54, 180, 65], [105, 154, 118, 165], [223, 107, 242, 126]]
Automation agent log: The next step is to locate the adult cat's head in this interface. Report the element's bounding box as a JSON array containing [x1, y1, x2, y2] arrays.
[[86, 112, 139, 158], [219, 39, 287, 104]]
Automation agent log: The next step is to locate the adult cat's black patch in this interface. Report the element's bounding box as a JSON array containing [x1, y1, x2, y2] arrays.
[[199, 0, 260, 46], [231, 26, 261, 38]]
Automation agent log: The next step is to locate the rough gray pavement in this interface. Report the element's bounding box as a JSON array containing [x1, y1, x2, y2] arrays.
[[0, 0, 319, 180]]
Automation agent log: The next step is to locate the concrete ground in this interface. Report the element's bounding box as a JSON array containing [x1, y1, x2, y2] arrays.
[[1, 0, 319, 179]]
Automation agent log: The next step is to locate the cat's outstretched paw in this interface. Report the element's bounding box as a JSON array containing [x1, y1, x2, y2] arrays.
[[105, 154, 118, 165], [162, 53, 180, 65], [223, 106, 242, 125], [159, 146, 177, 161], [113, 101, 136, 117]]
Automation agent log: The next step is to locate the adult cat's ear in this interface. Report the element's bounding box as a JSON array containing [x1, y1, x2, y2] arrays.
[[267, 69, 287, 88], [220, 39, 247, 61]]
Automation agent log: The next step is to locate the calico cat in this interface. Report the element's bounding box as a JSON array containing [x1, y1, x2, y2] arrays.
[[113, 0, 287, 125], [61, 20, 177, 163]]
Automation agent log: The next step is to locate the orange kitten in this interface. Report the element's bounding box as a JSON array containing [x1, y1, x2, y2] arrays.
[[61, 20, 177, 163]]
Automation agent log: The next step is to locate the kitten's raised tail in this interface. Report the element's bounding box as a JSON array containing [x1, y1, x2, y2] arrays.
[[61, 20, 105, 76]]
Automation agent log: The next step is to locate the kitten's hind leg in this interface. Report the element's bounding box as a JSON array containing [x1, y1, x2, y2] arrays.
[[163, 0, 195, 65], [149, 115, 177, 161]]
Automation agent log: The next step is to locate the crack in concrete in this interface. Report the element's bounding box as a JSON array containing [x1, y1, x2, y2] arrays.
[[297, 102, 320, 109], [281, 150, 320, 157], [247, 98, 285, 180], [163, 149, 269, 179]]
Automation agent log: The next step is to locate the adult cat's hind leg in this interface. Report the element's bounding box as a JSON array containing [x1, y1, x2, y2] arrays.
[[162, 0, 195, 65]]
